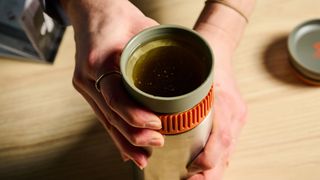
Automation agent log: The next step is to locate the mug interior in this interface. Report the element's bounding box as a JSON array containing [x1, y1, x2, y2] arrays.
[[125, 29, 212, 98]]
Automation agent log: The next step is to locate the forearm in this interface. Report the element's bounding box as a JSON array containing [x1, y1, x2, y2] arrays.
[[195, 0, 256, 55]]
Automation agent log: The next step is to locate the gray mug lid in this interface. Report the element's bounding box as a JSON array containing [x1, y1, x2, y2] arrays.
[[288, 19, 320, 82]]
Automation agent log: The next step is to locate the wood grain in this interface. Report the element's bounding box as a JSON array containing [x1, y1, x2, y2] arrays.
[[0, 0, 320, 179]]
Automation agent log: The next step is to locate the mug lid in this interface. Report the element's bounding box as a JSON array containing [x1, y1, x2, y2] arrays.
[[288, 19, 320, 83]]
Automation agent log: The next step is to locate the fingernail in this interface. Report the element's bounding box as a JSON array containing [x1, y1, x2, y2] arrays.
[[148, 137, 164, 147], [121, 154, 130, 162], [120, 153, 129, 162], [133, 160, 146, 170], [145, 120, 162, 129], [134, 161, 144, 170]]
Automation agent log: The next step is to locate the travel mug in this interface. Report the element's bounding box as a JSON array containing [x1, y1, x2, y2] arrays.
[[120, 25, 214, 180]]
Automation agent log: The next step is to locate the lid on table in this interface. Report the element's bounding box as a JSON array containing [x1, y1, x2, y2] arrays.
[[288, 19, 320, 84]]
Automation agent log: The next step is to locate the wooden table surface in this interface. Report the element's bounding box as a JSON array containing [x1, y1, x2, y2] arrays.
[[1, 0, 320, 179]]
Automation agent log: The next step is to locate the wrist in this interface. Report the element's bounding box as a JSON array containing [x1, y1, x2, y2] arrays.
[[195, 0, 255, 50], [213, 0, 256, 19]]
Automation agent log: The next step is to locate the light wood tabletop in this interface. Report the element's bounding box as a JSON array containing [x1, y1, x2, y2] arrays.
[[1, 0, 320, 179]]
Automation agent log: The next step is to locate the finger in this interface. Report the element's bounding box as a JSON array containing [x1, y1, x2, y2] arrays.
[[99, 73, 162, 129], [120, 153, 130, 162], [187, 132, 224, 174], [202, 150, 229, 180], [186, 173, 204, 180], [187, 152, 228, 180], [214, 84, 248, 138], [75, 85, 149, 169], [187, 129, 226, 174], [88, 95, 150, 169], [108, 121, 151, 169], [218, 91, 248, 162], [86, 80, 164, 147], [108, 111, 164, 147], [187, 96, 233, 173]]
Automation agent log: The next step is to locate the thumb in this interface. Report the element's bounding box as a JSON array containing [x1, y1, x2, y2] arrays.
[[187, 132, 224, 174], [187, 105, 233, 175]]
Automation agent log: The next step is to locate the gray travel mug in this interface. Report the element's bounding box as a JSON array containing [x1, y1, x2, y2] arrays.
[[120, 25, 214, 180]]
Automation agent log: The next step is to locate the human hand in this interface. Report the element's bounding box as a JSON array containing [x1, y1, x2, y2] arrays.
[[61, 0, 163, 169], [186, 1, 255, 179], [186, 48, 247, 179]]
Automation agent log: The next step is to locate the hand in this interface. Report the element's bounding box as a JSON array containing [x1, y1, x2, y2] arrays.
[[185, 1, 254, 179], [61, 0, 163, 169], [186, 50, 247, 179]]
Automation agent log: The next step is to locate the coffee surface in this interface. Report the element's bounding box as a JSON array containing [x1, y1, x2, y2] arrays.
[[131, 37, 209, 97]]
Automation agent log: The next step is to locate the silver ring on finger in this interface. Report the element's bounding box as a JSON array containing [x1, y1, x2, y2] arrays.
[[95, 70, 122, 93]]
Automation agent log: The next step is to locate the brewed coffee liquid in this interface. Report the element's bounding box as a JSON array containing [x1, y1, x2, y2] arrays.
[[131, 36, 210, 97]]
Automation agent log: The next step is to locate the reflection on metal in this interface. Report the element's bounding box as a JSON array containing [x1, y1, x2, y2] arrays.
[[0, 0, 65, 63]]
